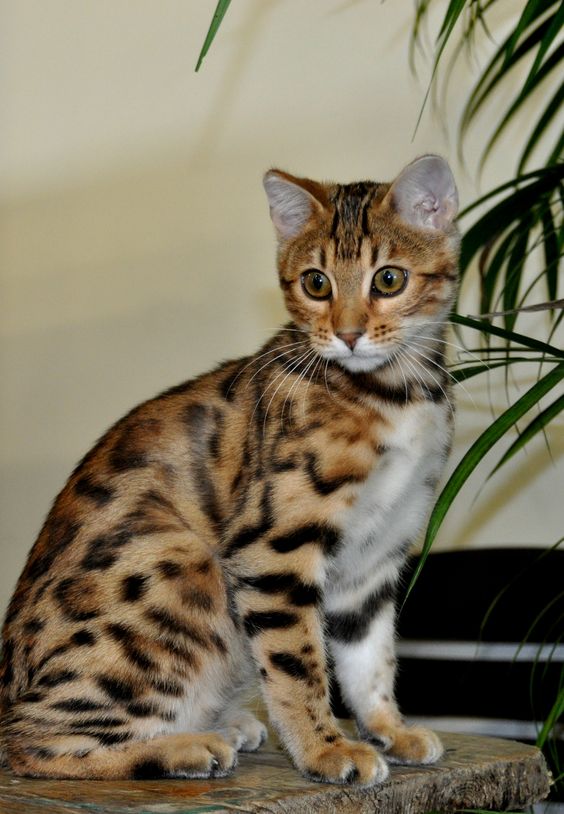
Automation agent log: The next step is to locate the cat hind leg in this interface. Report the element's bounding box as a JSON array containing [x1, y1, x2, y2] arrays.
[[7, 730, 237, 779]]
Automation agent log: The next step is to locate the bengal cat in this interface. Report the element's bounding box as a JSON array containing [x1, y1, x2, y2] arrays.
[[0, 155, 459, 784]]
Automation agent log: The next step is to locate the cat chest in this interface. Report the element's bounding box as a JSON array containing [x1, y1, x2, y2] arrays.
[[329, 401, 449, 575]]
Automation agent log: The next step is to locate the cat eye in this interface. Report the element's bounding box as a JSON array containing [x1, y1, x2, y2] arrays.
[[371, 267, 408, 297], [301, 270, 332, 300]]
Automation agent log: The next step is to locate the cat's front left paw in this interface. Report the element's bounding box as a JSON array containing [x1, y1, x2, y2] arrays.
[[301, 739, 389, 786], [366, 724, 443, 765]]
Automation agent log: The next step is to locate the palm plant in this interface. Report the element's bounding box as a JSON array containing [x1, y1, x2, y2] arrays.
[[195, 0, 563, 799]]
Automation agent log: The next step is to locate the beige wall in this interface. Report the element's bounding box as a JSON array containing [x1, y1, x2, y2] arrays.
[[1, 0, 562, 615]]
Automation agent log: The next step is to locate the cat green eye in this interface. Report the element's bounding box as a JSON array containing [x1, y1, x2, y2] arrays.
[[301, 270, 332, 300], [371, 266, 408, 297]]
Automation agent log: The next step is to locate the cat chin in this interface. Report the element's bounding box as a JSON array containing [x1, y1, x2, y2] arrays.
[[335, 355, 389, 374]]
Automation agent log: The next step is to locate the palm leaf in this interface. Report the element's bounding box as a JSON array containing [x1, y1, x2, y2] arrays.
[[458, 166, 564, 275], [501, 215, 532, 331], [541, 207, 560, 303], [413, 0, 468, 133], [460, 12, 555, 139], [518, 81, 564, 172], [503, 0, 553, 64], [451, 313, 564, 357], [480, 41, 564, 169], [405, 362, 564, 599], [195, 0, 232, 72], [523, 0, 564, 91], [489, 392, 564, 476], [449, 357, 548, 382]]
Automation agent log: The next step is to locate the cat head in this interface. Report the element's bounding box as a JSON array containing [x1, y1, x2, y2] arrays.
[[264, 155, 459, 373]]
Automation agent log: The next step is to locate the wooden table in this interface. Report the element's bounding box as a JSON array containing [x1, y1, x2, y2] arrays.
[[0, 732, 550, 813]]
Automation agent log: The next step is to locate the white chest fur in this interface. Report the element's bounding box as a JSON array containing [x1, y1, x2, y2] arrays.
[[325, 399, 451, 605]]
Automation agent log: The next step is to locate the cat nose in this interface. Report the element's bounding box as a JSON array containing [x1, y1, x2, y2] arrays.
[[337, 331, 362, 350]]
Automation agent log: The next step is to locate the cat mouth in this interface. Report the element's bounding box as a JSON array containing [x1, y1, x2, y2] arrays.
[[335, 353, 391, 373]]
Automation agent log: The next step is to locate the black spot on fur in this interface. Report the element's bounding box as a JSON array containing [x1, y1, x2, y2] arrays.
[[37, 669, 78, 687], [26, 747, 56, 760], [270, 652, 308, 680], [92, 730, 132, 746], [81, 527, 133, 571], [239, 572, 320, 607], [109, 432, 148, 473], [23, 516, 82, 584], [145, 608, 209, 649], [97, 675, 135, 702], [243, 610, 299, 637], [181, 586, 214, 612], [326, 581, 397, 643], [224, 483, 273, 558], [106, 623, 155, 672], [75, 475, 115, 506], [225, 520, 271, 557], [218, 359, 249, 402], [35, 644, 71, 673], [51, 698, 105, 713], [269, 523, 339, 554], [184, 403, 223, 532], [70, 716, 126, 729], [157, 560, 183, 579], [20, 691, 45, 704], [121, 573, 149, 602], [132, 758, 168, 779], [23, 618, 44, 635], [150, 677, 184, 697], [290, 583, 321, 606], [304, 453, 363, 496], [71, 629, 97, 647], [0, 639, 14, 687], [127, 701, 169, 719], [53, 577, 99, 622]]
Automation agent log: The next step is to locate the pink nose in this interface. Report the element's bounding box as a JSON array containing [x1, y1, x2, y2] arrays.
[[337, 331, 362, 350]]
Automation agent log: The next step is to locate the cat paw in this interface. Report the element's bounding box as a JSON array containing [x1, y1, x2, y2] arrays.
[[136, 733, 238, 779], [302, 739, 389, 786], [220, 711, 268, 753], [367, 725, 443, 765]]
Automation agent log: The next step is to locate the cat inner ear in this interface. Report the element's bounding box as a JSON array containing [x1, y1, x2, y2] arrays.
[[385, 155, 458, 232], [263, 170, 327, 240]]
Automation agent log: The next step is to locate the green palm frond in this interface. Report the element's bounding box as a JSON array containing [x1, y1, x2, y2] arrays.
[[195, 0, 232, 72]]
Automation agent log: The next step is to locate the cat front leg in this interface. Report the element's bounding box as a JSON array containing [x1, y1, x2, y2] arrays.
[[328, 579, 443, 765], [231, 538, 388, 785]]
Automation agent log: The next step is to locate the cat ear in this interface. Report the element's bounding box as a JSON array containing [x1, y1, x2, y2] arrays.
[[386, 155, 458, 232], [263, 170, 326, 240]]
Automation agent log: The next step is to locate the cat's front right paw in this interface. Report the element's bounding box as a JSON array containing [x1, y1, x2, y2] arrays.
[[301, 739, 388, 786]]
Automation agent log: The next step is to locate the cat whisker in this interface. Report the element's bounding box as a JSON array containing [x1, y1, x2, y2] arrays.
[[395, 349, 430, 399], [400, 346, 456, 420], [406, 342, 476, 407], [290, 354, 321, 428], [323, 359, 340, 405], [262, 349, 317, 437], [281, 351, 317, 428], [416, 333, 493, 369], [245, 341, 310, 388], [389, 352, 410, 405], [225, 340, 309, 397], [301, 355, 324, 421], [405, 339, 477, 408], [249, 348, 312, 427]]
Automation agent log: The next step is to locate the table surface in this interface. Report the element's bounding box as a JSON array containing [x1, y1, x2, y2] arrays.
[[0, 732, 551, 814]]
